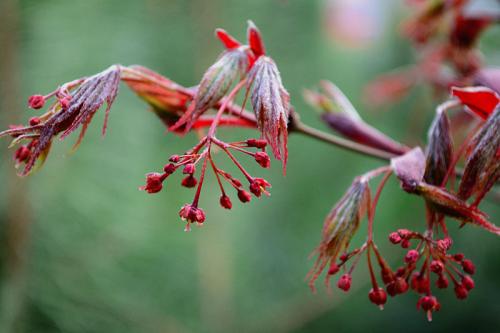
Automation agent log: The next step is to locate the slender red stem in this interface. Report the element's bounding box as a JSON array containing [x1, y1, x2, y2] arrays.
[[207, 80, 247, 138], [192, 150, 208, 207], [367, 170, 392, 242]]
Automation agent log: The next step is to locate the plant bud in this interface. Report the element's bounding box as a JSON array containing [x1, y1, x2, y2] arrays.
[[308, 179, 370, 287], [424, 109, 452, 185], [337, 274, 352, 292], [28, 95, 45, 109], [219, 194, 232, 209], [306, 80, 408, 155], [458, 107, 499, 203], [247, 55, 290, 172], [173, 48, 248, 131]]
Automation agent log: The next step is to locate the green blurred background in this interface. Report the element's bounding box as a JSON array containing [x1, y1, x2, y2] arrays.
[[0, 0, 498, 332]]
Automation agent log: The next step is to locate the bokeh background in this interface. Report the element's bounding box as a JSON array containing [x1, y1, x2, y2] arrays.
[[0, 0, 499, 332]]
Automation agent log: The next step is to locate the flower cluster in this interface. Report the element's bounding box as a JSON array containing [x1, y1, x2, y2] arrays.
[[139, 136, 272, 231], [309, 87, 499, 320], [135, 21, 289, 230]]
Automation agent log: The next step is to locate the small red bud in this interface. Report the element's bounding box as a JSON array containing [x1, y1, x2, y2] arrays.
[[453, 253, 465, 261], [59, 96, 71, 109], [254, 151, 270, 168], [179, 204, 205, 224], [436, 274, 449, 289], [220, 194, 232, 209], [237, 189, 252, 203], [232, 178, 242, 188], [183, 163, 196, 174], [454, 284, 468, 299], [462, 275, 475, 290], [411, 273, 429, 294], [388, 232, 401, 244], [28, 94, 45, 109], [246, 138, 267, 148], [14, 146, 31, 163], [337, 274, 352, 292], [249, 178, 270, 197], [393, 277, 409, 294], [430, 260, 444, 274], [437, 238, 452, 252], [169, 155, 180, 163], [328, 263, 340, 275], [395, 267, 406, 277], [461, 259, 475, 275], [339, 254, 348, 262], [181, 175, 197, 188], [401, 239, 410, 248], [368, 288, 387, 307], [29, 117, 41, 126], [139, 172, 164, 194], [404, 250, 419, 264], [163, 163, 176, 174], [418, 295, 439, 312]]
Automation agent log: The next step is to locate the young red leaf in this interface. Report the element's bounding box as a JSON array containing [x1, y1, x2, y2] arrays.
[[247, 20, 266, 58], [451, 86, 499, 120], [416, 183, 500, 235], [121, 65, 192, 115], [215, 28, 242, 49]]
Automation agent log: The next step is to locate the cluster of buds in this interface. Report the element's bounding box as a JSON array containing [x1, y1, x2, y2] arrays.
[[387, 227, 478, 320], [133, 21, 289, 229], [364, 0, 499, 107], [309, 85, 499, 320], [139, 137, 271, 231]]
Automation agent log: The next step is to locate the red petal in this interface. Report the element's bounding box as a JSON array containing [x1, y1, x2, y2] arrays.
[[451, 86, 500, 120], [247, 20, 265, 57], [215, 29, 241, 49]]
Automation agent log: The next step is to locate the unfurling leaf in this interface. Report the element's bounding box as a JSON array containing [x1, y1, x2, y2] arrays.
[[391, 147, 426, 192], [308, 178, 370, 288], [424, 109, 453, 185], [121, 65, 192, 117], [415, 183, 500, 235], [247, 56, 290, 172], [458, 106, 500, 201], [0, 65, 121, 175], [171, 48, 248, 132], [451, 86, 499, 120]]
